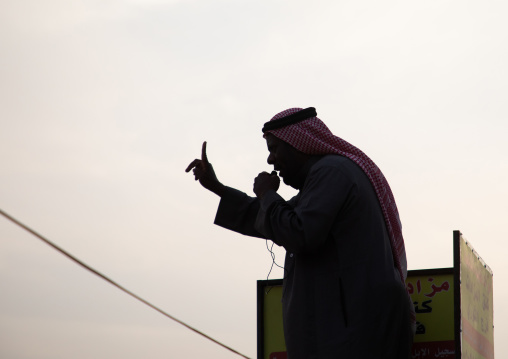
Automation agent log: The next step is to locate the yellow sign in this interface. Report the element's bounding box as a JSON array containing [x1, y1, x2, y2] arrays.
[[259, 271, 457, 359], [262, 285, 286, 359], [406, 270, 455, 358]]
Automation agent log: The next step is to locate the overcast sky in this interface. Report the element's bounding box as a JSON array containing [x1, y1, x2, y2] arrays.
[[1, 0, 507, 358]]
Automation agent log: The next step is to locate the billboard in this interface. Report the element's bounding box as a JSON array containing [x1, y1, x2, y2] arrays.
[[456, 231, 494, 359]]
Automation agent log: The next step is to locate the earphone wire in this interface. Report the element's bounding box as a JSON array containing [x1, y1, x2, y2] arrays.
[[264, 238, 286, 294]]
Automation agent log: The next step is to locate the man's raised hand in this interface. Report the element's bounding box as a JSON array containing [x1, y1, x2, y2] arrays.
[[185, 141, 225, 197]]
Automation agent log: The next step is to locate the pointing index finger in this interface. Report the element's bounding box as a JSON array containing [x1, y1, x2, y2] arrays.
[[201, 141, 209, 164]]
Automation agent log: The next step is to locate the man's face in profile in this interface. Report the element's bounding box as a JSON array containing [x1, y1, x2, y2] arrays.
[[265, 133, 306, 189]]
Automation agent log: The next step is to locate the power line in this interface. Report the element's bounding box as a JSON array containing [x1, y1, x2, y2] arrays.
[[0, 208, 251, 359]]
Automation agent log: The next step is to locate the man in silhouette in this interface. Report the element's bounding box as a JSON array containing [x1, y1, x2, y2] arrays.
[[186, 107, 414, 358]]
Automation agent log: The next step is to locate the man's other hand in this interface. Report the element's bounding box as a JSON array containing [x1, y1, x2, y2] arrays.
[[254, 171, 280, 199]]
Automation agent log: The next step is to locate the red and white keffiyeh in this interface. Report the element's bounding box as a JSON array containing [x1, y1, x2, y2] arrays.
[[265, 108, 409, 285]]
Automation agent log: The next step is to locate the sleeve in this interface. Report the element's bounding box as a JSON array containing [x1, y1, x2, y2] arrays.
[[213, 186, 266, 238], [255, 164, 354, 254]]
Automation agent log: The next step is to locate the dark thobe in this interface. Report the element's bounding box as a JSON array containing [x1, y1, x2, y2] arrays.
[[215, 155, 412, 359]]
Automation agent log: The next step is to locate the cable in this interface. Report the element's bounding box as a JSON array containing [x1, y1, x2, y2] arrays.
[[264, 239, 286, 295], [0, 208, 251, 359], [265, 239, 285, 279]]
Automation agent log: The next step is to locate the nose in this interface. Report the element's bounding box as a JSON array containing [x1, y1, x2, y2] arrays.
[[267, 153, 275, 165]]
